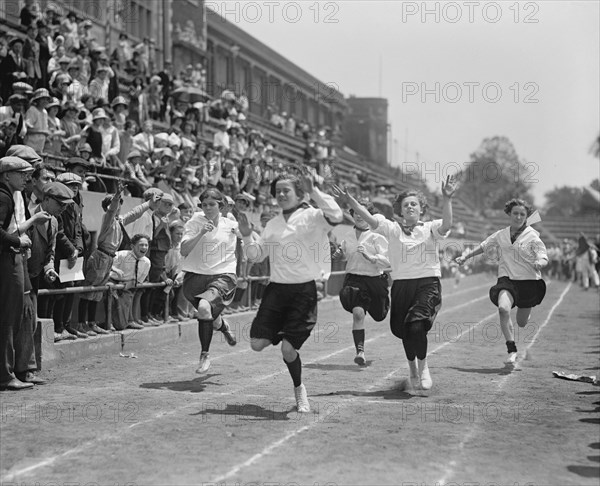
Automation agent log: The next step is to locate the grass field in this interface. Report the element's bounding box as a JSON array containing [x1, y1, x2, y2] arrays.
[[1, 274, 599, 485]]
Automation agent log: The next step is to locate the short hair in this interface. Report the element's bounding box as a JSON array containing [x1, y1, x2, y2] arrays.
[[349, 198, 376, 216], [504, 198, 533, 216], [393, 190, 428, 218], [178, 202, 192, 211], [169, 220, 185, 232], [131, 234, 150, 245], [199, 188, 225, 207], [270, 174, 305, 199], [32, 164, 55, 180], [101, 194, 122, 211]]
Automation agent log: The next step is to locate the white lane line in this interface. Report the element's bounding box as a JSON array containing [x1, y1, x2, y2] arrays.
[[436, 282, 572, 486], [2, 293, 491, 482], [210, 308, 497, 483]]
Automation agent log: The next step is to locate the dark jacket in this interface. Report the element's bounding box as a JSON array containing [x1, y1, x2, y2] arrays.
[[0, 183, 20, 253]]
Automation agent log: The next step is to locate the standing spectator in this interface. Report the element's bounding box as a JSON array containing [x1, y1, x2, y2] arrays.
[[128, 76, 148, 127], [108, 234, 152, 330], [118, 120, 137, 168], [0, 94, 28, 148], [66, 61, 87, 105], [24, 88, 50, 154], [61, 12, 80, 53], [134, 37, 151, 78], [21, 27, 41, 77], [88, 65, 109, 102], [59, 101, 81, 156], [0, 38, 28, 104], [146, 194, 175, 323], [20, 0, 39, 28], [78, 182, 152, 332], [35, 21, 51, 88], [157, 61, 173, 121], [111, 33, 132, 72], [147, 75, 162, 120], [20, 182, 75, 376], [44, 97, 64, 156], [0, 157, 40, 390], [54, 172, 96, 338]]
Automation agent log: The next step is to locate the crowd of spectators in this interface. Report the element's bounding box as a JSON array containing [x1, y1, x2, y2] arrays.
[[0, 1, 342, 216]]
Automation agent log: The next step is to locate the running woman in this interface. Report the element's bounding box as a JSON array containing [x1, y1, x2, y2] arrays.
[[456, 198, 548, 365], [333, 199, 390, 366], [181, 188, 238, 374], [238, 172, 343, 413], [333, 176, 458, 391]]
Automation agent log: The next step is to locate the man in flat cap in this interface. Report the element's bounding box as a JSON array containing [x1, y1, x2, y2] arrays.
[[16, 182, 77, 382], [53, 172, 94, 339], [0, 156, 51, 390]]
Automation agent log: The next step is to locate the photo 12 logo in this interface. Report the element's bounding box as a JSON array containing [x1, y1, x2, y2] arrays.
[[401, 1, 540, 24], [206, 1, 340, 24], [401, 82, 540, 104]]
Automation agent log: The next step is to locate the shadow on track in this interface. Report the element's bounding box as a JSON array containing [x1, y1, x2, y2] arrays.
[[140, 374, 222, 393]]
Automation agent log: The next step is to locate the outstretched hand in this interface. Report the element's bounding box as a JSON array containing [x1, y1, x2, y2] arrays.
[[331, 184, 352, 206], [236, 212, 253, 237], [441, 175, 458, 198]]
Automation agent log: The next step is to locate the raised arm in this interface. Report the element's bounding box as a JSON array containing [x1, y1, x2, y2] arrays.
[[331, 185, 378, 230], [439, 175, 458, 235]]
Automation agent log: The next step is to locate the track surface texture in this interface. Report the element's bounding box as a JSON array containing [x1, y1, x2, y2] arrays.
[[1, 274, 599, 486]]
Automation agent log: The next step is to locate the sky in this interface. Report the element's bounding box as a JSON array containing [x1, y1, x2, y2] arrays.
[[207, 0, 600, 205]]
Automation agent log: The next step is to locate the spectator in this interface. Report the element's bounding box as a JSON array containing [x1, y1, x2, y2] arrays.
[[20, 0, 40, 28], [44, 97, 64, 155], [0, 156, 39, 390], [0, 38, 28, 104], [78, 182, 152, 332], [108, 234, 152, 330], [24, 88, 50, 154], [35, 21, 51, 88], [59, 101, 82, 156], [23, 24, 41, 88], [88, 65, 109, 102]]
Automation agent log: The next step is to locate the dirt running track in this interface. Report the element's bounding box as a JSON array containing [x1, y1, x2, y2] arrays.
[[1, 274, 599, 486]]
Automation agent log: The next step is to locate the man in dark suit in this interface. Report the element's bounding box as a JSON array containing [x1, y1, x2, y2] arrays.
[[0, 156, 44, 390], [16, 182, 76, 384]]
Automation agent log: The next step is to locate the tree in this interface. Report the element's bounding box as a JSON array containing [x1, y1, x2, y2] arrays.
[[459, 136, 534, 212], [543, 186, 584, 218], [543, 184, 600, 218]]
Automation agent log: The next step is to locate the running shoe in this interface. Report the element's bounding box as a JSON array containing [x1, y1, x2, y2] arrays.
[[196, 352, 211, 374], [294, 383, 310, 413], [220, 319, 237, 346], [418, 359, 432, 390], [354, 351, 366, 366]]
